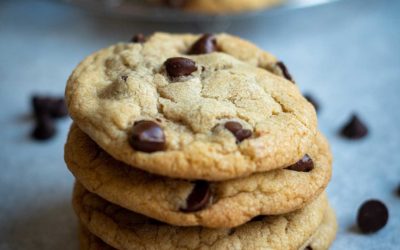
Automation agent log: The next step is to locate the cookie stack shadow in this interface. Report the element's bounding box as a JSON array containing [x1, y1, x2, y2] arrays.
[[64, 33, 337, 250]]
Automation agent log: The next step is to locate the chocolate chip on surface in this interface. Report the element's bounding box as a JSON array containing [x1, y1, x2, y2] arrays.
[[304, 93, 320, 113], [32, 95, 68, 118], [31, 114, 56, 141], [49, 98, 68, 118], [189, 34, 217, 55], [164, 57, 197, 78], [340, 114, 368, 139], [304, 246, 313, 250], [276, 61, 294, 82], [286, 154, 314, 172], [180, 181, 211, 212], [129, 120, 165, 153], [131, 33, 146, 43], [357, 200, 389, 234], [224, 121, 252, 142]]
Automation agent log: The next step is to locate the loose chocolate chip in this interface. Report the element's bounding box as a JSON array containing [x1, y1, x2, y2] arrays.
[[286, 154, 314, 172], [340, 114, 368, 139], [131, 33, 146, 43], [304, 93, 320, 113], [32, 96, 50, 116], [357, 200, 389, 234], [32, 95, 68, 118], [31, 114, 56, 141], [189, 34, 217, 55], [164, 57, 197, 78], [180, 181, 211, 212], [276, 61, 294, 82], [49, 98, 68, 118], [250, 215, 266, 222], [129, 120, 165, 153], [224, 121, 252, 142]]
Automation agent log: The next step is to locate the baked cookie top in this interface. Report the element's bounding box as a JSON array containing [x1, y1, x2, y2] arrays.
[[73, 182, 328, 250], [66, 32, 317, 180], [66, 124, 331, 228]]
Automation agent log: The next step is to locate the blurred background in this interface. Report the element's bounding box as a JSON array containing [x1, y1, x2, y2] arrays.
[[0, 0, 399, 249]]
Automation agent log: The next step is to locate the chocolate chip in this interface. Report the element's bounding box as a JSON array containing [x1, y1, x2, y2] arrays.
[[49, 98, 68, 118], [227, 228, 236, 236], [31, 114, 56, 141], [180, 181, 211, 212], [32, 95, 68, 118], [276, 61, 293, 82], [164, 57, 197, 78], [129, 120, 165, 153], [224, 121, 243, 134], [357, 200, 389, 234], [131, 33, 146, 43], [305, 246, 313, 250], [286, 154, 314, 172], [340, 114, 368, 139], [189, 34, 217, 55], [224, 121, 252, 142], [304, 93, 320, 113]]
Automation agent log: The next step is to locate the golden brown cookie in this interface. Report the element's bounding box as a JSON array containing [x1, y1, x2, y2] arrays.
[[73, 182, 328, 250], [66, 32, 317, 181]]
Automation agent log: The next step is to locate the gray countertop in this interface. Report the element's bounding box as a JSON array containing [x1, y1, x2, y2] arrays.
[[0, 0, 399, 249]]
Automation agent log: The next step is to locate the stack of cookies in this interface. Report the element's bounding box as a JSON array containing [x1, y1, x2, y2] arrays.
[[64, 33, 337, 250]]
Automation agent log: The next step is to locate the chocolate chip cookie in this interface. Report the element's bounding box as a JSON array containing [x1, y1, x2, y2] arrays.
[[66, 32, 317, 181], [73, 182, 328, 250]]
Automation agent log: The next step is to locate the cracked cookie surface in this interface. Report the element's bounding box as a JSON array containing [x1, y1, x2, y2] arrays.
[[66, 124, 331, 228], [73, 182, 328, 250], [66, 32, 317, 181]]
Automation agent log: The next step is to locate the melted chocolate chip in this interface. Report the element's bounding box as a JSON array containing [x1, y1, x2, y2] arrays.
[[224, 121, 252, 143], [340, 114, 368, 139], [129, 120, 165, 153], [180, 181, 211, 212], [189, 34, 217, 55], [304, 93, 320, 113], [224, 121, 243, 134], [164, 57, 197, 78], [357, 200, 389, 234], [131, 33, 146, 43], [31, 114, 56, 140], [276, 61, 293, 82], [286, 154, 314, 172]]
